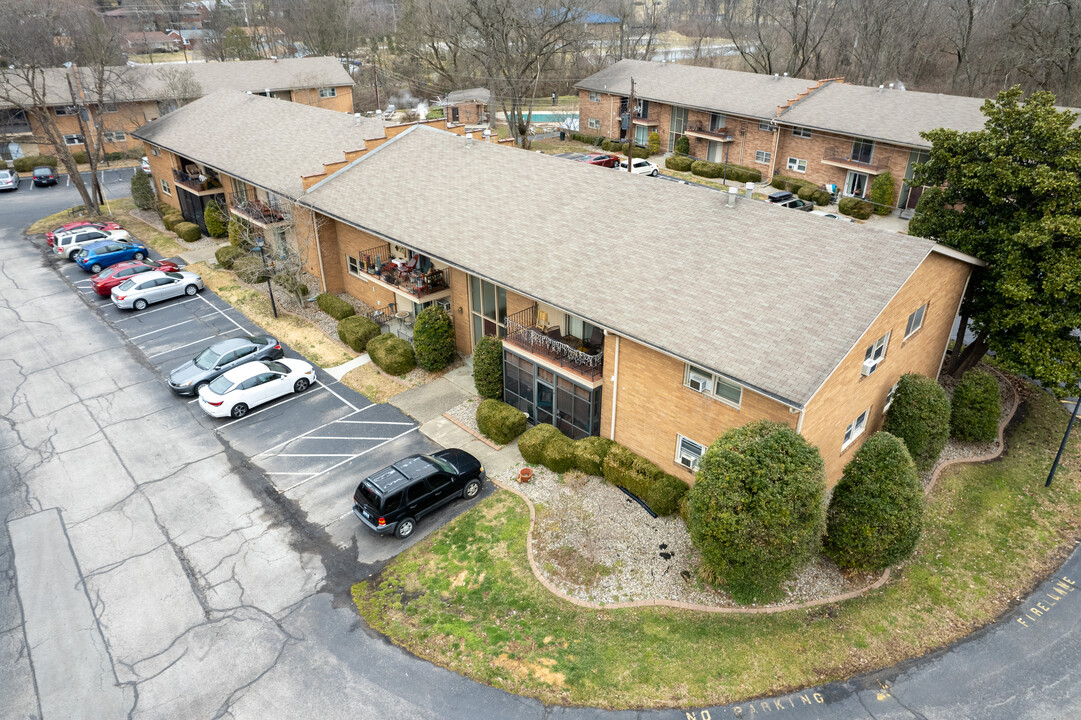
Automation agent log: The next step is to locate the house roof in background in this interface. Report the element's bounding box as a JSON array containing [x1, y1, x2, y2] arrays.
[[132, 90, 383, 198], [445, 87, 490, 105]]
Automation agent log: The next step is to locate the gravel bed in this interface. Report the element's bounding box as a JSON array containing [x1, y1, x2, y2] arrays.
[[500, 465, 877, 609], [446, 397, 483, 435]]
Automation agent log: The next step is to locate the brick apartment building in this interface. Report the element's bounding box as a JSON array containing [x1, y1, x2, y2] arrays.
[[0, 57, 354, 161], [576, 59, 1000, 210], [136, 94, 980, 484]]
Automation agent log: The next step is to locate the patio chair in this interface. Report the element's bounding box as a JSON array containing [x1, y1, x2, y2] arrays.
[[537, 309, 549, 330]]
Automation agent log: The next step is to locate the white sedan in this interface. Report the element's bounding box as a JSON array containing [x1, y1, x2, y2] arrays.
[[618, 158, 659, 176], [198, 358, 316, 419]]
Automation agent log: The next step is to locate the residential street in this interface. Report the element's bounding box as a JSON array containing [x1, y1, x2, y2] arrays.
[[2, 185, 1081, 719]]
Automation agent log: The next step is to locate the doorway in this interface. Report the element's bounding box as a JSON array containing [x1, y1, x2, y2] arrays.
[[844, 171, 868, 198]]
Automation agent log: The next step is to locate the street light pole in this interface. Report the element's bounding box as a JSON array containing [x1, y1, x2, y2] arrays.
[[254, 237, 278, 319], [1046, 393, 1081, 487]]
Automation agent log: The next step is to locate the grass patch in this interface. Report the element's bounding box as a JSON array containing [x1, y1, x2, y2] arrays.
[[188, 261, 354, 368], [353, 385, 1081, 708], [340, 361, 410, 403], [27, 197, 185, 257]]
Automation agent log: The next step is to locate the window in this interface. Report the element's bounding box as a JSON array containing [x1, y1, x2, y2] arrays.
[[318, 87, 337, 98], [589, 91, 600, 102], [272, 227, 287, 258], [405, 480, 429, 503], [150, 146, 160, 156], [634, 123, 648, 146], [232, 178, 249, 203], [347, 255, 361, 277], [792, 126, 812, 138], [710, 113, 725, 132], [54, 105, 78, 116], [587, 117, 600, 130], [843, 409, 870, 449], [885, 382, 899, 412], [759, 121, 773, 132], [635, 99, 649, 118], [676, 435, 706, 471], [851, 138, 875, 165], [102, 130, 126, 143], [754, 150, 771, 164], [669, 106, 688, 152], [862, 332, 890, 375], [905, 304, 927, 338], [685, 364, 742, 408], [160, 178, 171, 195], [470, 275, 507, 340], [63, 134, 85, 146], [786, 157, 807, 172], [99, 102, 118, 113]]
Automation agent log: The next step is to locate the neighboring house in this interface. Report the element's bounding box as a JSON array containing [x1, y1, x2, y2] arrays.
[[443, 88, 490, 125], [124, 32, 181, 54], [0, 57, 355, 158], [575, 59, 1005, 209], [166, 29, 211, 51], [103, 6, 202, 34], [135, 93, 981, 484]]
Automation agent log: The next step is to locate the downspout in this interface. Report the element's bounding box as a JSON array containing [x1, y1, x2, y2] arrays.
[[608, 332, 620, 441], [795, 408, 804, 434], [938, 270, 973, 376], [769, 120, 781, 179], [311, 210, 327, 293]]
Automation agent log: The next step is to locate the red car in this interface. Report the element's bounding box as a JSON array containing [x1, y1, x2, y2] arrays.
[[580, 153, 621, 168], [46, 221, 123, 247], [90, 259, 181, 296]]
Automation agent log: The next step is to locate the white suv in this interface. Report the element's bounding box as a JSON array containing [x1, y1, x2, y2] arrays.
[[55, 228, 135, 260]]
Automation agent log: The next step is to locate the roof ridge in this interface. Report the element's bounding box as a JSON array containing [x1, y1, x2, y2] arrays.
[[776, 77, 843, 117]]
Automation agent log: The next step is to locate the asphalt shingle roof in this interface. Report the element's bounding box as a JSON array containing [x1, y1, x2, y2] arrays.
[[301, 126, 970, 406], [132, 90, 384, 198], [446, 88, 490, 105]]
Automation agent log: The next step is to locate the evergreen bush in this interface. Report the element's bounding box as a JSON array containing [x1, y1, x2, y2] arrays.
[[130, 169, 156, 210], [838, 196, 874, 219], [518, 423, 563, 465], [215, 245, 243, 269], [868, 171, 896, 215], [475, 399, 527, 445], [337, 316, 381, 353], [602, 444, 687, 516], [950, 369, 1001, 442], [12, 155, 57, 172], [228, 216, 255, 251], [232, 255, 269, 284], [412, 306, 456, 371], [666, 155, 693, 172], [162, 212, 183, 232], [883, 373, 952, 471], [647, 131, 661, 155], [203, 199, 228, 238], [674, 135, 690, 155], [366, 333, 416, 375], [575, 436, 614, 476], [316, 293, 356, 320], [472, 336, 504, 400], [173, 221, 202, 242], [811, 189, 832, 205]]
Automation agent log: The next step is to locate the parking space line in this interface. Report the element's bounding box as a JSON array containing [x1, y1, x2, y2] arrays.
[[197, 294, 248, 333], [336, 420, 415, 426], [274, 453, 357, 458], [251, 409, 363, 456], [292, 436, 396, 441], [319, 381, 361, 413], [112, 297, 199, 321], [322, 511, 353, 528], [280, 427, 420, 493], [146, 330, 243, 359], [264, 472, 312, 476], [215, 385, 329, 429], [129, 318, 197, 341]]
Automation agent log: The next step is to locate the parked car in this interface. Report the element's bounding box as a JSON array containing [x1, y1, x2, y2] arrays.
[[46, 221, 123, 246], [141, 156, 151, 174], [32, 167, 57, 187], [168, 336, 285, 396], [111, 270, 203, 310], [776, 197, 815, 212], [767, 190, 794, 204], [197, 358, 316, 419], [580, 153, 620, 168], [352, 449, 485, 539], [618, 158, 660, 176], [90, 259, 181, 296], [0, 169, 19, 191], [75, 239, 151, 272], [55, 228, 134, 260], [810, 210, 855, 222]]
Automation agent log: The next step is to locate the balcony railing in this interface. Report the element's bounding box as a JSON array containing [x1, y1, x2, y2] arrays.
[[227, 193, 291, 224], [355, 243, 448, 298], [822, 147, 887, 174], [684, 123, 733, 142], [504, 305, 604, 381], [172, 168, 224, 193]]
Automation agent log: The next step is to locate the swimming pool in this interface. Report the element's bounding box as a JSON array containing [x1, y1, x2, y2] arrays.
[[528, 112, 578, 123]]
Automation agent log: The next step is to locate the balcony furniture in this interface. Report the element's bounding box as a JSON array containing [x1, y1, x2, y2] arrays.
[[537, 309, 549, 328], [587, 326, 604, 352]]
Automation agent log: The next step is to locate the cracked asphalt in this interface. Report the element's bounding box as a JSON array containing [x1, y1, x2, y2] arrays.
[[3, 179, 1081, 719]]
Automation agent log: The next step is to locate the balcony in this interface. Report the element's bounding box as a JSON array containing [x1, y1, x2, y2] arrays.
[[227, 193, 291, 226], [822, 147, 889, 174], [172, 168, 224, 195], [684, 123, 733, 142], [353, 242, 450, 300], [504, 306, 604, 382]]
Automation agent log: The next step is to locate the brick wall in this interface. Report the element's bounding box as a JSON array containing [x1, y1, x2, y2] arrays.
[[448, 268, 472, 355], [450, 101, 485, 125], [774, 128, 911, 204], [144, 144, 180, 211], [799, 251, 971, 482], [289, 86, 354, 114], [334, 223, 398, 311], [577, 89, 623, 138]]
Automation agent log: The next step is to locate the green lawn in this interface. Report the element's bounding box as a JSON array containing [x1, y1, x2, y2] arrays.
[[354, 385, 1081, 708]]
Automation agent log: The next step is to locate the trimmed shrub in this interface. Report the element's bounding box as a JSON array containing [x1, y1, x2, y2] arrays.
[[797, 185, 816, 201], [666, 155, 693, 172], [824, 432, 924, 571], [475, 398, 527, 445], [883, 373, 951, 472], [601, 140, 649, 158], [124, 147, 145, 160], [316, 292, 355, 320], [575, 435, 614, 476], [686, 420, 826, 604], [570, 132, 601, 145], [724, 164, 762, 183], [950, 369, 1001, 442], [647, 131, 661, 156], [472, 336, 504, 400], [272, 272, 309, 298], [674, 135, 690, 155], [203, 199, 228, 238], [104, 151, 124, 161], [174, 221, 201, 242], [518, 423, 563, 465], [156, 201, 171, 216], [543, 433, 578, 473], [366, 333, 416, 376], [690, 161, 762, 183], [811, 189, 832, 206], [228, 216, 255, 251], [868, 171, 896, 215], [12, 155, 57, 172], [602, 443, 688, 517], [690, 160, 724, 178], [770, 175, 787, 190], [772, 175, 817, 194], [70, 150, 88, 164], [215, 245, 243, 269], [130, 169, 156, 210], [337, 316, 380, 353], [838, 196, 874, 219], [412, 306, 455, 371], [162, 212, 183, 231], [232, 255, 269, 284]]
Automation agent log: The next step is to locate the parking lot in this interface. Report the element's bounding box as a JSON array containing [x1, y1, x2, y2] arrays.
[[45, 236, 484, 561]]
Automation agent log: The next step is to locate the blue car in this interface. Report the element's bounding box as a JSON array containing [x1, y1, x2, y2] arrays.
[[75, 239, 151, 273]]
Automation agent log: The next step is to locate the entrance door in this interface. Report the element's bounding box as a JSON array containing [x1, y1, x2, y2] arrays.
[[536, 381, 553, 425], [845, 171, 868, 198], [707, 140, 723, 163]]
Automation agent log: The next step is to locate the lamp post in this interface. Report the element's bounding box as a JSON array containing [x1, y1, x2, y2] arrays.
[[254, 236, 278, 319], [1046, 392, 1081, 487]]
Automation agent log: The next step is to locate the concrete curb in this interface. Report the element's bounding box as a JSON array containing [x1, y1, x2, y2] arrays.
[[442, 413, 503, 450], [495, 367, 1022, 615]]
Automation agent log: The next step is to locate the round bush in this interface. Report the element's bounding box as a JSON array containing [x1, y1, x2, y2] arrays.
[[472, 336, 504, 400], [232, 255, 269, 284], [475, 398, 527, 445], [338, 316, 380, 353], [824, 432, 924, 571], [70, 150, 88, 164], [950, 369, 1001, 442], [811, 189, 832, 206], [162, 213, 183, 232], [686, 420, 827, 604], [838, 196, 873, 219], [770, 175, 787, 190], [130, 169, 156, 210], [674, 135, 690, 155], [542, 433, 577, 473], [518, 423, 563, 465], [174, 221, 202, 242], [203, 199, 228, 238], [272, 273, 309, 298], [315, 292, 355, 321], [412, 306, 455, 371], [797, 185, 816, 201], [724, 164, 762, 183], [575, 436, 614, 476], [215, 245, 243, 269], [665, 155, 693, 172], [647, 131, 661, 155], [366, 333, 415, 375], [883, 373, 951, 472]]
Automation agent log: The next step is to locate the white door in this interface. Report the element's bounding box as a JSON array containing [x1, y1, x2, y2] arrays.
[[707, 140, 724, 163], [845, 171, 869, 198]]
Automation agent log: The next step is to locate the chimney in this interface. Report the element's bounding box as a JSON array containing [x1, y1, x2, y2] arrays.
[[727, 186, 738, 207]]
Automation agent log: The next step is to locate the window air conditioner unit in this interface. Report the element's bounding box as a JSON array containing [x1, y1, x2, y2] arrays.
[[678, 453, 698, 470], [861, 358, 880, 376], [688, 371, 712, 393], [435, 298, 451, 312]]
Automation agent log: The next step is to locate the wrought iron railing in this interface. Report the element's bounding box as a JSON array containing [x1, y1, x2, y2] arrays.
[[355, 243, 446, 298], [822, 146, 885, 173], [504, 305, 604, 380], [226, 193, 291, 224], [172, 168, 223, 193]]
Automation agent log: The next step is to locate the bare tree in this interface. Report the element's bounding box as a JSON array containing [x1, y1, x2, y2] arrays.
[[720, 0, 840, 77]]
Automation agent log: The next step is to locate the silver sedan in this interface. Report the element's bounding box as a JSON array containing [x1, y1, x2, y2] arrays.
[[111, 270, 203, 311]]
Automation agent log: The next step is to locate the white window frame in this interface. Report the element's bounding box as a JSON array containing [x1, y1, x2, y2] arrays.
[[792, 126, 812, 138], [676, 435, 707, 471], [100, 102, 118, 113], [842, 408, 870, 450], [754, 150, 771, 164], [905, 304, 927, 339], [684, 364, 742, 409], [160, 178, 171, 195], [63, 134, 85, 146], [347, 255, 361, 277], [786, 157, 807, 172], [587, 117, 600, 130], [319, 87, 337, 98], [102, 130, 126, 143], [865, 331, 890, 363], [150, 146, 160, 156], [589, 91, 600, 102], [759, 121, 772, 132], [55, 105, 78, 116], [884, 382, 899, 412]]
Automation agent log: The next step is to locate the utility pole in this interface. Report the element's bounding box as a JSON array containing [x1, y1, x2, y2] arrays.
[[626, 77, 635, 173], [373, 66, 380, 111], [66, 68, 103, 207]]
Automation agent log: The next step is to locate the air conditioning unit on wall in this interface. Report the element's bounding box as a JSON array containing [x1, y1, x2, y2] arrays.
[[861, 358, 880, 376], [678, 452, 698, 470], [688, 371, 712, 393], [435, 299, 451, 312]]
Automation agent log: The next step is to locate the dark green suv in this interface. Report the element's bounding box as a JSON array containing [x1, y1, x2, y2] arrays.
[[352, 449, 484, 539]]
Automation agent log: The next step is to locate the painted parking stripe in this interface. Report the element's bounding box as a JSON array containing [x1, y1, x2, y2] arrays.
[[319, 381, 361, 413], [280, 426, 420, 493], [112, 297, 199, 321], [129, 318, 197, 341], [273, 453, 358, 458], [145, 329, 245, 359], [215, 384, 328, 429], [335, 419, 414, 426], [250, 407, 371, 457], [197, 294, 248, 333], [288, 436, 399, 441]]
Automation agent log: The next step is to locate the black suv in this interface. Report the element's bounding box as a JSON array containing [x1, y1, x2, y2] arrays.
[[352, 449, 484, 539]]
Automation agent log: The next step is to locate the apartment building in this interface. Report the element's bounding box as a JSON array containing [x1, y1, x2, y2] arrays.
[[0, 57, 354, 161], [576, 59, 995, 209], [136, 94, 980, 484]]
